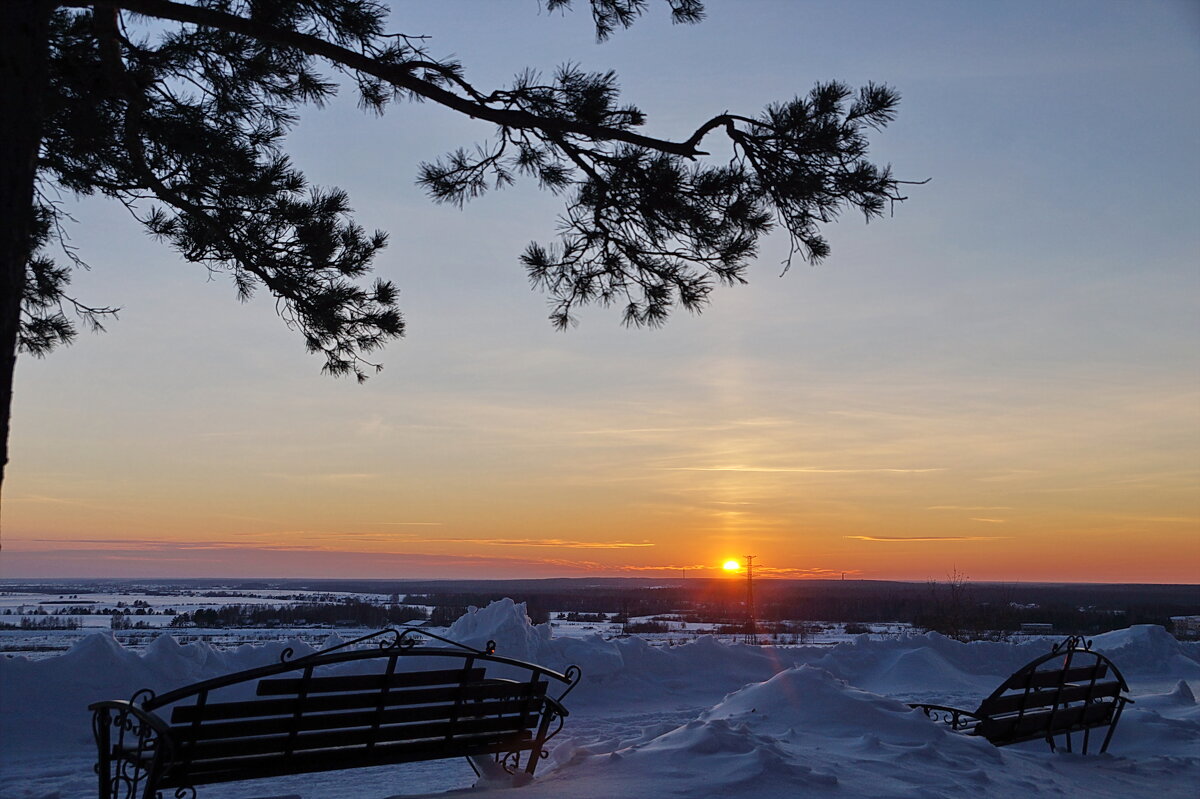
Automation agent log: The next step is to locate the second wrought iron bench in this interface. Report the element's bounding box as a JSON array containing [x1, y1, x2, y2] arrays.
[[90, 628, 581, 798], [909, 635, 1133, 754]]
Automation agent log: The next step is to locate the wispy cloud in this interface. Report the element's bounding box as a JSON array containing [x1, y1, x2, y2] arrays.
[[969, 518, 1007, 524], [262, 472, 380, 482], [928, 505, 1012, 511], [1112, 515, 1200, 525], [6, 538, 330, 552], [575, 426, 726, 436], [755, 566, 864, 578], [4, 494, 119, 512], [519, 562, 859, 578], [430, 538, 654, 549], [845, 535, 1011, 542], [6, 535, 653, 552], [666, 466, 944, 474]]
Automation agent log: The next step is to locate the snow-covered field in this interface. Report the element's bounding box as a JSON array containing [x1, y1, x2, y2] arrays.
[[2, 599, 1197, 799], [0, 585, 913, 659], [0, 587, 406, 657]]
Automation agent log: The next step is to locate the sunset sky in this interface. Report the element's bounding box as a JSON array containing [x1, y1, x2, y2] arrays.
[[4, 0, 1198, 582]]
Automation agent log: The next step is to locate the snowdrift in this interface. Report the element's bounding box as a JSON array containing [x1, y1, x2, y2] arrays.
[[2, 599, 1198, 799]]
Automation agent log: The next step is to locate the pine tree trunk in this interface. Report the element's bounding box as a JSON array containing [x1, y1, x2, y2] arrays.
[[0, 0, 52, 505]]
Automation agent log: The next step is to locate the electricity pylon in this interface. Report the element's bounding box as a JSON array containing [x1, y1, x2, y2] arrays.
[[743, 554, 757, 645]]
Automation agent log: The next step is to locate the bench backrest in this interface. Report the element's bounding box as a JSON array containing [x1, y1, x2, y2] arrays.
[[156, 662, 548, 786], [93, 630, 581, 799], [972, 642, 1129, 748], [130, 635, 576, 788]]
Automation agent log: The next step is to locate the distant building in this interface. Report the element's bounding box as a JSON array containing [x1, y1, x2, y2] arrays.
[[1019, 623, 1054, 634], [1170, 616, 1200, 640]]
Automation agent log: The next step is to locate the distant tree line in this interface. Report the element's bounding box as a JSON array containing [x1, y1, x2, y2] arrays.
[[402, 580, 1198, 639], [30, 579, 1194, 639], [2, 601, 179, 617], [170, 600, 428, 629], [0, 615, 81, 630]]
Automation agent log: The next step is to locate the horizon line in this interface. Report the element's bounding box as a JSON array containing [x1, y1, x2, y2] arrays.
[[1, 575, 1195, 587]]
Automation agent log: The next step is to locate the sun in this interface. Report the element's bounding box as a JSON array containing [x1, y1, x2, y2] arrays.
[[722, 560, 741, 572]]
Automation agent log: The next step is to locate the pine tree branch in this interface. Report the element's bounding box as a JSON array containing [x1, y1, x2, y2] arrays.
[[61, 0, 726, 157]]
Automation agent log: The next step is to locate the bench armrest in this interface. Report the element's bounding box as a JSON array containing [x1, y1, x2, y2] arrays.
[[92, 700, 177, 799], [90, 700, 174, 736], [91, 700, 177, 752], [542, 694, 570, 719]]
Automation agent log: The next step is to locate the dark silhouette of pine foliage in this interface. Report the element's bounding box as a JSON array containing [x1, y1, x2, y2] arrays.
[[33, 2, 400, 381], [25, 0, 908, 366], [2, 0, 914, 490]]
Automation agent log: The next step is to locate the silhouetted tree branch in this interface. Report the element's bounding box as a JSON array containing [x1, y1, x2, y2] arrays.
[[0, 0, 915, 498]]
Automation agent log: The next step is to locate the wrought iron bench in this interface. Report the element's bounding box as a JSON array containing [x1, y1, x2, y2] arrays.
[[90, 628, 581, 799], [909, 635, 1133, 753]]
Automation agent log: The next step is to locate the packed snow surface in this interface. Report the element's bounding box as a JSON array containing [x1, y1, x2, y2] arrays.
[[2, 599, 1198, 798]]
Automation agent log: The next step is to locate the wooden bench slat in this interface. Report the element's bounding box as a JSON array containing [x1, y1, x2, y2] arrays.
[[171, 680, 546, 723], [1002, 663, 1107, 691], [160, 731, 532, 789], [977, 681, 1123, 717], [172, 696, 543, 742], [256, 667, 485, 696], [178, 713, 536, 761], [975, 700, 1114, 743]]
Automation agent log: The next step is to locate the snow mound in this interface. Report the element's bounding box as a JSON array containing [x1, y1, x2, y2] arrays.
[[1113, 681, 1200, 759], [703, 665, 937, 742], [4, 602, 1200, 799], [698, 663, 1003, 766], [547, 716, 839, 796], [636, 717, 838, 785], [446, 601, 797, 709], [0, 633, 307, 751], [1091, 625, 1200, 683], [1133, 680, 1197, 712], [446, 598, 551, 663], [809, 632, 1052, 698]]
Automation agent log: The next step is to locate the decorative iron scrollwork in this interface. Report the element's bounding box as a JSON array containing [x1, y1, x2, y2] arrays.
[[557, 664, 582, 703], [92, 701, 176, 799], [498, 748, 523, 774], [287, 626, 500, 661], [129, 687, 156, 706], [909, 703, 980, 732], [1052, 635, 1093, 654], [377, 629, 404, 649], [540, 706, 568, 748]]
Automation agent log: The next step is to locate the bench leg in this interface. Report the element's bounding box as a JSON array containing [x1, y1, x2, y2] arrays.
[[94, 708, 113, 799], [1099, 699, 1128, 754], [526, 711, 555, 776]]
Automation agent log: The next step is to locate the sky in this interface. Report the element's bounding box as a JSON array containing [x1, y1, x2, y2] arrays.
[[3, 0, 1199, 583]]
